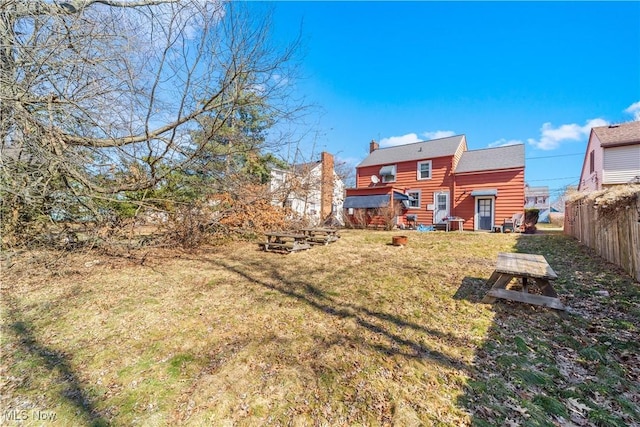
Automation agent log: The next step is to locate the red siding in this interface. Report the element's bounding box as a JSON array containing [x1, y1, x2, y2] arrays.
[[346, 187, 394, 197], [352, 157, 524, 231], [454, 169, 525, 230], [356, 156, 455, 225]]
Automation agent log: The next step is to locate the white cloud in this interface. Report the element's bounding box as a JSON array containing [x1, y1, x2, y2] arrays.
[[625, 101, 640, 120], [422, 130, 456, 140], [379, 133, 421, 147], [527, 118, 608, 150], [488, 138, 524, 148], [379, 130, 456, 147]]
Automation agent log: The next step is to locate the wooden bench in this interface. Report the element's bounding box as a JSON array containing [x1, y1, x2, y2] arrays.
[[482, 252, 565, 310]]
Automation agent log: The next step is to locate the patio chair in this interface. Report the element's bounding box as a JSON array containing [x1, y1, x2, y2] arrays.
[[512, 213, 524, 232]]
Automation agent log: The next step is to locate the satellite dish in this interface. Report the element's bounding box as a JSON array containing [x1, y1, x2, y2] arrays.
[[370, 175, 380, 184]]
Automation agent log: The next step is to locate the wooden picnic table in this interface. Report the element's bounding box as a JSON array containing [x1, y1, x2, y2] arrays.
[[482, 252, 565, 310], [262, 232, 311, 253], [299, 228, 340, 245]]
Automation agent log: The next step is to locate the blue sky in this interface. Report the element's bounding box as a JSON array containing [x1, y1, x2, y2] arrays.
[[266, 1, 640, 199]]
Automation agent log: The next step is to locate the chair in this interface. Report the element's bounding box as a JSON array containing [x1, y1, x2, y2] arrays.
[[511, 213, 524, 232]]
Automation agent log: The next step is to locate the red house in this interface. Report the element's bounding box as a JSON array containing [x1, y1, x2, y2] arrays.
[[344, 135, 525, 231]]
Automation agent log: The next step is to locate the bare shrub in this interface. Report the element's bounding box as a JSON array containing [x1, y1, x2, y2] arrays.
[[374, 206, 398, 231]]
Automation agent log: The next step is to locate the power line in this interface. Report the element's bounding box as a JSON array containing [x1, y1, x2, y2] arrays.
[[526, 176, 579, 182], [526, 152, 584, 160]]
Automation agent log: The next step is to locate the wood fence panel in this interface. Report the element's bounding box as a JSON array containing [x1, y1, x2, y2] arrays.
[[565, 194, 640, 282]]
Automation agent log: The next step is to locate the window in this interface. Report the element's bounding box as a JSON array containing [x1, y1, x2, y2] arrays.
[[417, 160, 432, 180], [589, 150, 595, 174], [407, 190, 421, 208], [379, 165, 396, 183]]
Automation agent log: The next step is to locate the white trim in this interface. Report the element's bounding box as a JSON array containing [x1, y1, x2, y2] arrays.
[[433, 191, 450, 224], [406, 189, 421, 209], [417, 160, 432, 180]]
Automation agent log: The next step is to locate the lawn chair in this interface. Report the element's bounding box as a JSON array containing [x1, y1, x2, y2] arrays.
[[512, 213, 524, 233]]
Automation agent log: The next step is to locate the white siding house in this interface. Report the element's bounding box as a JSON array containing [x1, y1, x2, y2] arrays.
[[525, 185, 551, 222], [579, 121, 640, 192], [270, 152, 345, 225]]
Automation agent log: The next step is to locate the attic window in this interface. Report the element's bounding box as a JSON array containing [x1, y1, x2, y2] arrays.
[[379, 165, 396, 183]]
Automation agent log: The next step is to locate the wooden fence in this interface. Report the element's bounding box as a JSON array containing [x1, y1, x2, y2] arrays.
[[564, 191, 640, 282]]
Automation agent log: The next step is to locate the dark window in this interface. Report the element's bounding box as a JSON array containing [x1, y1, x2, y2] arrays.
[[407, 191, 420, 208]]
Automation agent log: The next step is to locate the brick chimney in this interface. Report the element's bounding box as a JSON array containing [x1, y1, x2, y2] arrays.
[[320, 151, 334, 221], [369, 140, 379, 153]]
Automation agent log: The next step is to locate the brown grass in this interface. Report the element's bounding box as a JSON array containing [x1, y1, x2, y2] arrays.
[[1, 230, 638, 426]]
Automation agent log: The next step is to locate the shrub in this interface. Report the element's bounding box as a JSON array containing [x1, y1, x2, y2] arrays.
[[524, 208, 540, 234]]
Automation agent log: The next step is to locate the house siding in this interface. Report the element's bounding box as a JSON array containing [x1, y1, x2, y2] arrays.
[[348, 139, 525, 230], [603, 145, 640, 185], [578, 132, 603, 191], [454, 169, 525, 230], [356, 156, 454, 225], [346, 187, 394, 197], [270, 153, 345, 225]]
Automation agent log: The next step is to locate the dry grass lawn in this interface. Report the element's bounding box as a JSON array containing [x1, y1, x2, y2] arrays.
[[1, 230, 638, 426]]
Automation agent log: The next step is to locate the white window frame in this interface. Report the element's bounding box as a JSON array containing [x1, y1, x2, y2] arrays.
[[474, 197, 495, 231], [417, 160, 432, 180], [380, 165, 397, 183], [406, 190, 421, 209], [433, 191, 450, 223]]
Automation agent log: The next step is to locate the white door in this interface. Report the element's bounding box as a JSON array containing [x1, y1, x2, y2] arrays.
[[433, 191, 450, 224]]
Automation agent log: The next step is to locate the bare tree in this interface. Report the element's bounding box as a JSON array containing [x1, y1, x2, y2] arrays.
[[0, 0, 302, 243]]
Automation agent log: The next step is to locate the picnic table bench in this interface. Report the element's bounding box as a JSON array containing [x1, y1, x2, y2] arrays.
[[299, 228, 340, 245], [482, 252, 565, 310], [444, 216, 464, 232], [261, 232, 311, 253]]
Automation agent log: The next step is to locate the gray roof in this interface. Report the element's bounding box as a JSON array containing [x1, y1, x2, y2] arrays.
[[357, 135, 466, 167], [343, 195, 390, 209], [525, 186, 549, 197], [592, 120, 640, 147], [455, 144, 525, 173]]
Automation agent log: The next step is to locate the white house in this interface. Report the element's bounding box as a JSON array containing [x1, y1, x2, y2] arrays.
[[524, 185, 550, 223], [578, 121, 640, 192], [270, 152, 345, 225]]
